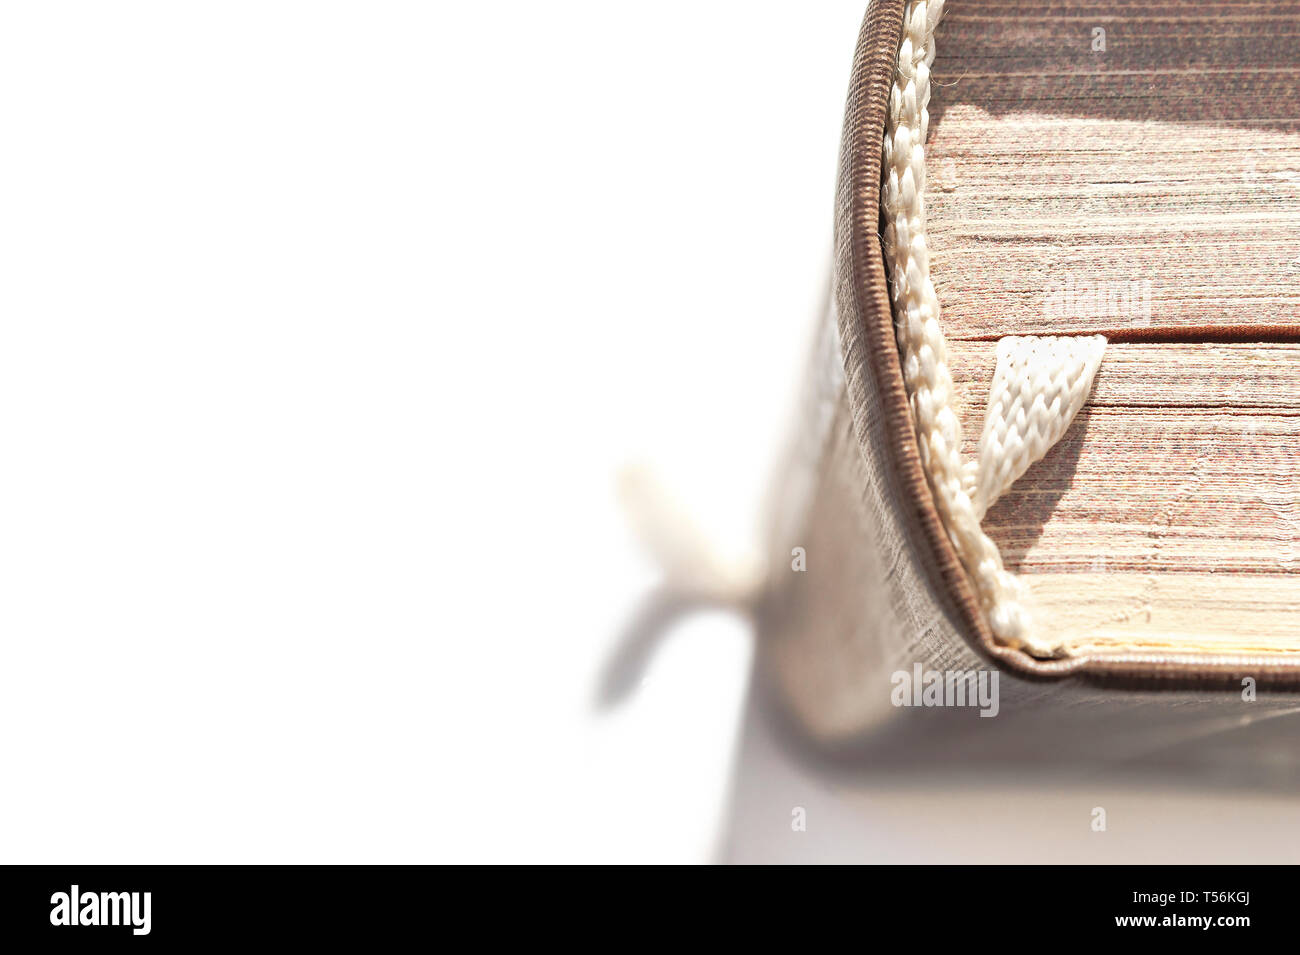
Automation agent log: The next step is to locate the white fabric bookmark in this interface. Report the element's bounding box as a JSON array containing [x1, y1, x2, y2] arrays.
[[971, 335, 1107, 521]]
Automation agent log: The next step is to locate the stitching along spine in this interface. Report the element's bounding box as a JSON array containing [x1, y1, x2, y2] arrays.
[[880, 0, 1105, 657]]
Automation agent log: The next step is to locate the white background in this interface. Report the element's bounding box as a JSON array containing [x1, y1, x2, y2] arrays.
[[0, 2, 866, 861]]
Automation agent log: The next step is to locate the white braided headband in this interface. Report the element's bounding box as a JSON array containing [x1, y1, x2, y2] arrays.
[[881, 0, 1105, 657]]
